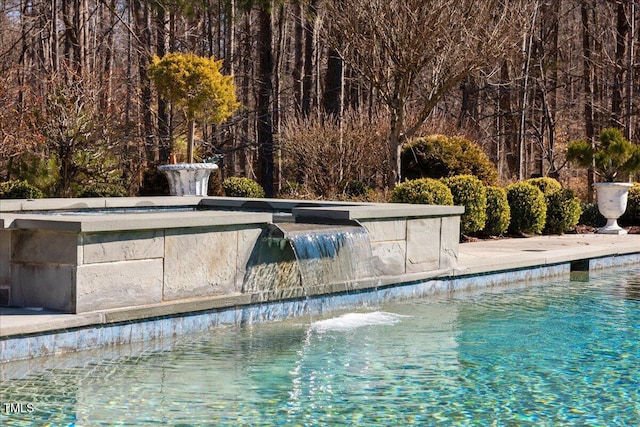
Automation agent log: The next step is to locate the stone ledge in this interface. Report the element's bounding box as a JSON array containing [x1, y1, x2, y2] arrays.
[[292, 204, 465, 221], [1, 210, 272, 232]]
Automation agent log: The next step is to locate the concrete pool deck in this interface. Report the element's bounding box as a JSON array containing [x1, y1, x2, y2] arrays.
[[1, 232, 639, 341]]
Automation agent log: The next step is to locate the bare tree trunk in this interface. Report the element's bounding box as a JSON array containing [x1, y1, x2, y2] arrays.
[[133, 0, 156, 163], [459, 76, 478, 129], [257, 4, 274, 197], [187, 120, 195, 163], [51, 0, 59, 72], [302, 0, 317, 117], [540, 0, 559, 178], [611, 1, 629, 128], [155, 0, 170, 163], [387, 92, 404, 187], [324, 46, 343, 118], [273, 3, 287, 192], [292, 1, 303, 112], [238, 9, 252, 177], [626, 0, 635, 140], [225, 0, 237, 176], [519, 2, 538, 180], [581, 0, 595, 200]]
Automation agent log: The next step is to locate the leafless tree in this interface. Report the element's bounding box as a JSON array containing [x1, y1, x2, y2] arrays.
[[327, 0, 532, 186]]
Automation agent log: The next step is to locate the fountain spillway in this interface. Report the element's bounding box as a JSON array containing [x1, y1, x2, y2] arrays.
[[242, 222, 375, 294]]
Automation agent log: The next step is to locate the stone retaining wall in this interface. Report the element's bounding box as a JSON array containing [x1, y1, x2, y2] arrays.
[[0, 197, 463, 313]]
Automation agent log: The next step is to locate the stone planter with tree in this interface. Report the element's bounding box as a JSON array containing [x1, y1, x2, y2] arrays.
[[567, 128, 640, 234], [149, 52, 239, 196]]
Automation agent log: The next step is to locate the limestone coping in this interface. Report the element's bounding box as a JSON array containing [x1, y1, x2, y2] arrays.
[[0, 196, 464, 231], [292, 204, 465, 221], [0, 210, 272, 232]]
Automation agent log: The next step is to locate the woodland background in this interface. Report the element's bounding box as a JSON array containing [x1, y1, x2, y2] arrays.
[[0, 0, 638, 199]]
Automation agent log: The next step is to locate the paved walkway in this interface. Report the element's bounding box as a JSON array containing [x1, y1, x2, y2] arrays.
[[1, 233, 639, 338]]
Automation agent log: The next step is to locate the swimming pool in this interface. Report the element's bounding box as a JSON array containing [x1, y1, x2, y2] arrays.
[[1, 266, 639, 426]]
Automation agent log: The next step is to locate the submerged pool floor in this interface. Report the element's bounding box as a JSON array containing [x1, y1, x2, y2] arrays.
[[1, 266, 639, 426]]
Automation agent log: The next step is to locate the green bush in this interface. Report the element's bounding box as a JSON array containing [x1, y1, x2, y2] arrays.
[[442, 175, 486, 235], [526, 177, 580, 234], [222, 177, 265, 198], [401, 134, 498, 185], [506, 182, 547, 234], [391, 178, 454, 205], [620, 182, 640, 226], [483, 186, 511, 236], [76, 182, 128, 198], [0, 180, 43, 199], [579, 203, 606, 227], [526, 177, 562, 195], [544, 188, 582, 234]]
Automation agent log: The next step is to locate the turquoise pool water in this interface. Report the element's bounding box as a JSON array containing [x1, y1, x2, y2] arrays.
[[1, 267, 639, 426]]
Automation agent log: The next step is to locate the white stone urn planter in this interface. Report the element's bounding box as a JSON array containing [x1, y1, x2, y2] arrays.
[[594, 182, 633, 234], [158, 163, 218, 196]]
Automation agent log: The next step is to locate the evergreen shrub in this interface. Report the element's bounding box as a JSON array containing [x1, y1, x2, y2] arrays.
[[483, 186, 511, 236], [401, 135, 498, 185], [579, 203, 606, 227], [77, 183, 128, 197], [222, 177, 265, 198], [526, 177, 562, 195], [506, 182, 547, 234], [391, 178, 453, 205], [526, 177, 581, 234], [544, 188, 582, 234], [441, 175, 486, 235], [0, 180, 43, 199]]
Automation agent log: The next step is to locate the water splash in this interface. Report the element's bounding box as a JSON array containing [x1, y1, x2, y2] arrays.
[[310, 311, 406, 332]]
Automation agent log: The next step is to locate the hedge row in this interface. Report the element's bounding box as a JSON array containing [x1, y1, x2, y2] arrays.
[[392, 176, 584, 236]]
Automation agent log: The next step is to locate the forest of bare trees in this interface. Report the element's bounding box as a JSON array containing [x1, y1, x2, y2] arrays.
[[0, 0, 638, 199]]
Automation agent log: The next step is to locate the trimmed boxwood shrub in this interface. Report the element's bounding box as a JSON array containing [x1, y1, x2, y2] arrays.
[[442, 175, 486, 235], [0, 180, 43, 199], [77, 182, 128, 197], [526, 177, 581, 234], [391, 178, 453, 205], [401, 134, 498, 185], [544, 188, 582, 234], [506, 182, 547, 234], [620, 182, 640, 226], [222, 177, 265, 198], [483, 186, 511, 236], [526, 177, 562, 195]]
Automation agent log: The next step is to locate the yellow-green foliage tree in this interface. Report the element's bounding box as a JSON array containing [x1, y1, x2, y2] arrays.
[[148, 52, 239, 163]]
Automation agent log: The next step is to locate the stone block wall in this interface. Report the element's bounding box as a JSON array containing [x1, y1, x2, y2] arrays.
[[361, 215, 460, 277], [0, 229, 11, 305], [7, 225, 264, 313]]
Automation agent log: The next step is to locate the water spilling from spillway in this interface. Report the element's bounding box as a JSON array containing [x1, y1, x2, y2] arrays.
[[242, 223, 376, 293]]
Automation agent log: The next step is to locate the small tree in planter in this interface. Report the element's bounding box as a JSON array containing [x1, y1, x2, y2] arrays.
[[567, 128, 640, 234], [149, 52, 239, 163], [148, 53, 239, 196]]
